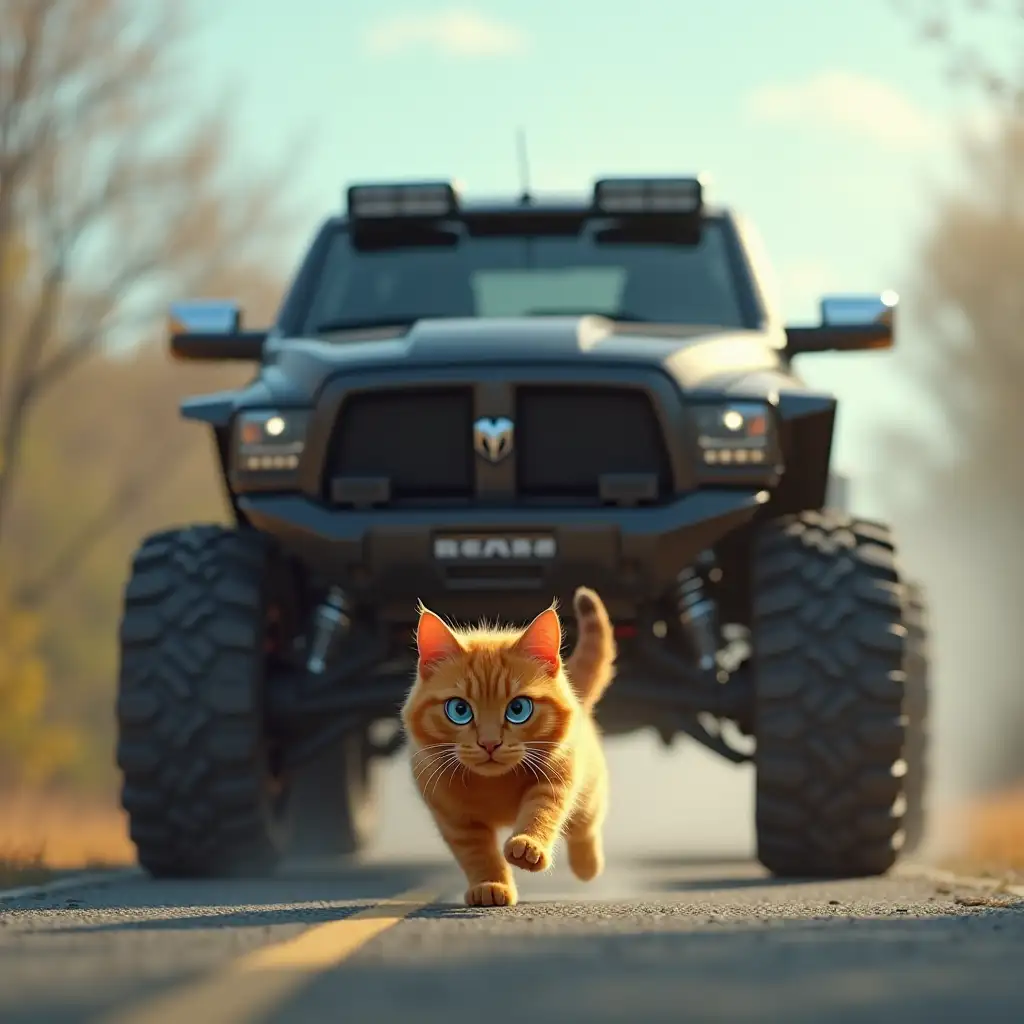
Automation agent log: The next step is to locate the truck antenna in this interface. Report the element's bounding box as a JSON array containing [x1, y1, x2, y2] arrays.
[[516, 127, 532, 204]]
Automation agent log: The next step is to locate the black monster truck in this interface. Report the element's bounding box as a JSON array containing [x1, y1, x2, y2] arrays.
[[115, 177, 931, 878]]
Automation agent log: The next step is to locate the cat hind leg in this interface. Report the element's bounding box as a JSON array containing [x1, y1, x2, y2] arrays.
[[566, 827, 604, 881], [564, 789, 607, 882]]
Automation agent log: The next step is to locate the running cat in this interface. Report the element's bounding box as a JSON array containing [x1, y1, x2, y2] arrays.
[[400, 587, 616, 907]]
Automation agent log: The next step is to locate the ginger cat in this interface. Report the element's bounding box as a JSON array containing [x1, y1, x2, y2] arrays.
[[400, 587, 616, 907]]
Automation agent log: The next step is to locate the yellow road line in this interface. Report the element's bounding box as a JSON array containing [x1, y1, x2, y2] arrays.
[[102, 887, 438, 1024]]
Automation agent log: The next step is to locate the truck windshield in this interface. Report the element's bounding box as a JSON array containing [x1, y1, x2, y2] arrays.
[[301, 218, 752, 334]]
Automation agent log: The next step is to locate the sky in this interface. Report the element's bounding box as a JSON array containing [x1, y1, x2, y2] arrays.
[[181, 0, 1003, 519], [170, 1, 1012, 844]]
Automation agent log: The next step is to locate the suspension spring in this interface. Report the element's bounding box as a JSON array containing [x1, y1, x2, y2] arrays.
[[676, 560, 719, 672], [305, 586, 351, 675]]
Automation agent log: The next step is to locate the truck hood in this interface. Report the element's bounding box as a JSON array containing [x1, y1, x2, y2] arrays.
[[257, 315, 800, 402]]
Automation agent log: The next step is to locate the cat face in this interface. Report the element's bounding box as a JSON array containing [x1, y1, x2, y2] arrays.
[[401, 606, 578, 779]]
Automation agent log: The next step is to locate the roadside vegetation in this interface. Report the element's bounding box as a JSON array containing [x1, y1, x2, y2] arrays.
[[0, 0, 300, 801]]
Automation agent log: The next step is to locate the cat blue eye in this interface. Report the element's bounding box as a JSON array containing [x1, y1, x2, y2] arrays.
[[505, 696, 534, 724], [444, 697, 474, 725]]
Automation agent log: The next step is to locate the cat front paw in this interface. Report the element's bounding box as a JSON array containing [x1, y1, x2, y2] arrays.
[[465, 881, 517, 907], [504, 834, 551, 873]]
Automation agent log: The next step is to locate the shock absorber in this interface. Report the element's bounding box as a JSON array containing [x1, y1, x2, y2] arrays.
[[305, 586, 351, 675], [676, 556, 719, 672]]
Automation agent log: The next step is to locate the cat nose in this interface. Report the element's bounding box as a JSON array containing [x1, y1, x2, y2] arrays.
[[478, 739, 502, 755]]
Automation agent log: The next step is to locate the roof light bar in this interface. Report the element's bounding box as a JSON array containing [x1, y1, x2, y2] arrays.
[[593, 176, 704, 215], [346, 181, 459, 220]]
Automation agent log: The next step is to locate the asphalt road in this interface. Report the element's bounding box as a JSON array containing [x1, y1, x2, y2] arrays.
[[1, 855, 1022, 1024]]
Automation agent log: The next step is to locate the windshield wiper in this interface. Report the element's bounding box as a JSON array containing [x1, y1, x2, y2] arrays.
[[314, 310, 655, 333], [522, 308, 654, 322], [314, 315, 424, 333]]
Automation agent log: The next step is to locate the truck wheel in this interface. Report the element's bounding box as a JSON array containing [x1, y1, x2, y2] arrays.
[[287, 730, 377, 858], [116, 525, 287, 878], [900, 581, 930, 855], [752, 511, 908, 877]]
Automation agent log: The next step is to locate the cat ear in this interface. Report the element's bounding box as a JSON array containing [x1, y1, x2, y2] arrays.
[[416, 607, 463, 677], [513, 606, 562, 675]]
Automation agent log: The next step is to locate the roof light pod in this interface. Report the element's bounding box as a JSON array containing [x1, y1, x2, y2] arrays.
[[592, 176, 704, 216], [346, 181, 459, 220]]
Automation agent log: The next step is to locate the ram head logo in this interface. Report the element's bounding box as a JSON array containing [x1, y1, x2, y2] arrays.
[[473, 416, 514, 464]]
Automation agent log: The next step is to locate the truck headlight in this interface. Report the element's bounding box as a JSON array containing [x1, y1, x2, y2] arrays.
[[233, 409, 311, 476], [693, 401, 779, 470]]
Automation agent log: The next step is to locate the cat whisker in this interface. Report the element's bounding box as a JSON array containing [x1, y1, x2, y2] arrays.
[[525, 748, 571, 787], [429, 754, 463, 797], [445, 760, 467, 792], [521, 756, 542, 786], [411, 743, 456, 759], [531, 762, 559, 794], [411, 749, 458, 779], [426, 750, 461, 774], [412, 763, 448, 783], [523, 746, 566, 771], [414, 762, 446, 788], [522, 751, 561, 793], [530, 758, 569, 785], [417, 749, 459, 784], [412, 748, 453, 766], [411, 748, 454, 766], [422, 753, 461, 795]]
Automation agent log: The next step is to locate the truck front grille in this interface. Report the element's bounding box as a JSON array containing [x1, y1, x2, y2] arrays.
[[326, 387, 474, 501], [515, 386, 673, 500], [326, 382, 674, 505]]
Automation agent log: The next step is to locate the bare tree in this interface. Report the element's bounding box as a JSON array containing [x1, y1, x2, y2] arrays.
[[894, 0, 1024, 108], [0, 0, 295, 548]]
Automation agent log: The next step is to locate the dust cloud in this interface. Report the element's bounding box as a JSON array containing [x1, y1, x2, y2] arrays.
[[370, 734, 754, 862]]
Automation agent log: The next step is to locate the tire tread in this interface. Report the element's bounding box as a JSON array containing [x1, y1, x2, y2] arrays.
[[753, 511, 915, 877], [116, 524, 283, 878]]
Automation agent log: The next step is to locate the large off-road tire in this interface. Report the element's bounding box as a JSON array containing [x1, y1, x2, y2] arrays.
[[287, 730, 377, 858], [752, 511, 909, 877], [900, 581, 930, 855], [116, 525, 288, 878]]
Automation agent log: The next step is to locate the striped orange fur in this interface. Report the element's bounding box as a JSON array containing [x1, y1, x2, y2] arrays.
[[400, 587, 617, 907]]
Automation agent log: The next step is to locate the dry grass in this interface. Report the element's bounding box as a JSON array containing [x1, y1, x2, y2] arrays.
[[0, 789, 135, 886], [0, 851, 56, 888]]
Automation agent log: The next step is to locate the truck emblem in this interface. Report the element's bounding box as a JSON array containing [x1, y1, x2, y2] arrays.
[[473, 416, 514, 463], [434, 535, 557, 560]]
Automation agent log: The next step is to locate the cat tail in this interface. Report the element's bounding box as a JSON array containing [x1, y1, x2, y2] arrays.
[[565, 586, 617, 708]]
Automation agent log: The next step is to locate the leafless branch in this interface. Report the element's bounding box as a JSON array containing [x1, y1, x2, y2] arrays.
[[895, 0, 1024, 108], [0, 0, 297, 547]]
